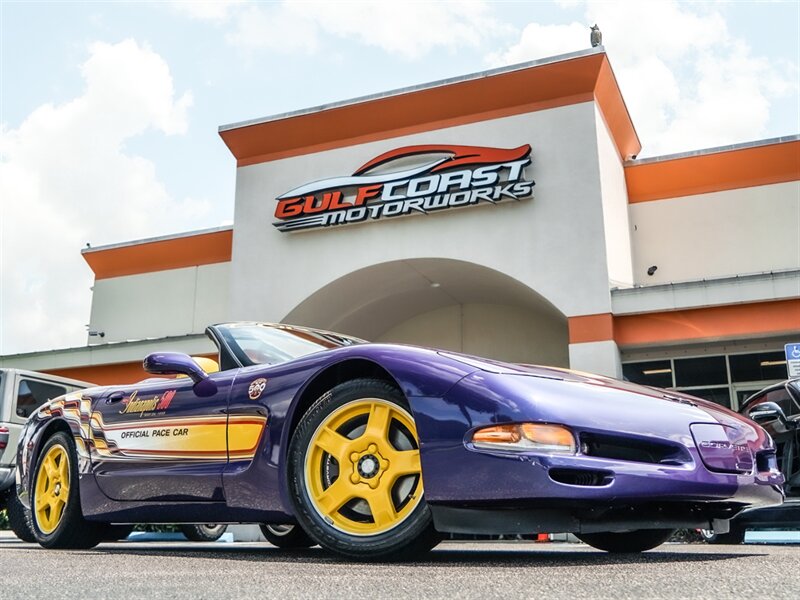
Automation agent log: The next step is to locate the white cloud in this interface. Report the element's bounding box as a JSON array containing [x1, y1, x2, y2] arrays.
[[225, 4, 321, 54], [223, 0, 507, 59], [488, 1, 798, 156], [170, 0, 243, 22], [0, 39, 209, 354], [486, 21, 586, 65]]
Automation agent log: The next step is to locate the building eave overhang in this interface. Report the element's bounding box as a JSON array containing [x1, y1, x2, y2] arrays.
[[218, 48, 641, 166]]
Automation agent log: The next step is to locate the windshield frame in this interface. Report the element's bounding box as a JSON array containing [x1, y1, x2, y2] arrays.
[[208, 322, 365, 369]]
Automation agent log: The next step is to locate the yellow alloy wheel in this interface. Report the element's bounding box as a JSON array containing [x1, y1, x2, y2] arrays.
[[305, 398, 423, 536], [34, 444, 71, 534]]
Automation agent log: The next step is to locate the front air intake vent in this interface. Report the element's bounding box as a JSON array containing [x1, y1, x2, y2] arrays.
[[756, 450, 778, 473], [549, 468, 612, 487], [580, 432, 690, 465]]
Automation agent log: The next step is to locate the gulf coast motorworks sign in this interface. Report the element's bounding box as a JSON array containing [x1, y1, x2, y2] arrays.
[[272, 144, 535, 232]]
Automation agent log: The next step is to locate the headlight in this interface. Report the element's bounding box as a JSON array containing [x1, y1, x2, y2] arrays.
[[471, 423, 576, 454]]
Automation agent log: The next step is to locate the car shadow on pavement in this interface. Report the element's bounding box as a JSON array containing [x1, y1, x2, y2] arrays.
[[91, 544, 765, 568]]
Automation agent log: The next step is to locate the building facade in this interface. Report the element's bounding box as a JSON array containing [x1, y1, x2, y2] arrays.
[[3, 48, 799, 411]]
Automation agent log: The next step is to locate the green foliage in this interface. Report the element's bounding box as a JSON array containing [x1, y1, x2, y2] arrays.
[[0, 509, 8, 530]]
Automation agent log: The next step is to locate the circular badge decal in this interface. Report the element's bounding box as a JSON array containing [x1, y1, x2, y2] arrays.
[[248, 378, 268, 400]]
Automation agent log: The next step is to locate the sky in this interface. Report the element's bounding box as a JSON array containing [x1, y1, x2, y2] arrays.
[[0, 0, 798, 355]]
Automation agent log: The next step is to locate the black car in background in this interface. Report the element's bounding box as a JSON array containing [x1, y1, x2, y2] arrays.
[[701, 378, 799, 543]]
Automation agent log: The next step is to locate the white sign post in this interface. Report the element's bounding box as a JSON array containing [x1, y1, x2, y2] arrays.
[[786, 343, 800, 378]]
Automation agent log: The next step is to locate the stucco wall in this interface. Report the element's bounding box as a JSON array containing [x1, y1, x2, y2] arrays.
[[629, 181, 800, 284], [595, 105, 634, 287], [88, 262, 230, 342], [376, 303, 570, 366], [230, 101, 618, 326]]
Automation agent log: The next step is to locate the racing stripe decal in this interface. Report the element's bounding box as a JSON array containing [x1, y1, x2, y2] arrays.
[[88, 413, 267, 462], [38, 395, 267, 463]]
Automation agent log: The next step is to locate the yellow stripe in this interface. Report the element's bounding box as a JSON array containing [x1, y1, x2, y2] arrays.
[[89, 414, 268, 461]]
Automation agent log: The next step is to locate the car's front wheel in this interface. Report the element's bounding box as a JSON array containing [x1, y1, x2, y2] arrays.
[[260, 524, 315, 548], [577, 529, 675, 553], [289, 379, 439, 561], [31, 432, 104, 548]]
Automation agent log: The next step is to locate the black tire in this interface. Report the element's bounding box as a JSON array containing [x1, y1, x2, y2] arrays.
[[288, 378, 440, 561], [179, 523, 228, 542], [6, 488, 36, 543], [259, 524, 316, 548], [577, 529, 675, 553], [699, 525, 746, 545], [30, 431, 104, 549]]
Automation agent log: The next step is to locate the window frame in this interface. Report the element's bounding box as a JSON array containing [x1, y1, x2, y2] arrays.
[[13, 376, 68, 422]]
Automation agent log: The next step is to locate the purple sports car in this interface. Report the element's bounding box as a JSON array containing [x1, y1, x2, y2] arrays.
[[17, 323, 783, 559]]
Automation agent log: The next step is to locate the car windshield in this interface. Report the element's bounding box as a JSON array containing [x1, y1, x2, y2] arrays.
[[215, 323, 364, 367]]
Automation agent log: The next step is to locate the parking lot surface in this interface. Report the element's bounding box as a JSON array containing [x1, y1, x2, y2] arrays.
[[1, 534, 799, 599]]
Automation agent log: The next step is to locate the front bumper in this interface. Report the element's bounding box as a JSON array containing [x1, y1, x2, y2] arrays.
[[421, 444, 783, 505], [410, 373, 784, 533], [426, 450, 783, 534]]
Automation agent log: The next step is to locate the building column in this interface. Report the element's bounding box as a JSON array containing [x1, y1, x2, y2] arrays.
[[567, 313, 622, 378], [568, 340, 622, 378]]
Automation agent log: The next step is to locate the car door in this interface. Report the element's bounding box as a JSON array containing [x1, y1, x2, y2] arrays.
[[91, 371, 234, 502], [742, 383, 799, 496]]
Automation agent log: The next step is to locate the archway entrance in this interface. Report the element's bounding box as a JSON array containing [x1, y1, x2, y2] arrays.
[[284, 258, 568, 366]]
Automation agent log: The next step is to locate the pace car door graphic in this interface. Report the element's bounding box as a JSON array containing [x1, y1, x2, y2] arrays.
[[91, 373, 237, 502]]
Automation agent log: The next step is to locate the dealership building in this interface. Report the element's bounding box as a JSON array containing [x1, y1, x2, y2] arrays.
[[3, 48, 799, 411]]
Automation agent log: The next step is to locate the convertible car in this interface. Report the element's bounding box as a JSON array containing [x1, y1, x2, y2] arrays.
[[17, 322, 784, 559]]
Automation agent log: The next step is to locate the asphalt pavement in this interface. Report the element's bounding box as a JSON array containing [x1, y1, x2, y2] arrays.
[[1, 533, 799, 599]]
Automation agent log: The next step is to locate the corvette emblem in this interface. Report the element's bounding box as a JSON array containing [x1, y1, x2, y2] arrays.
[[248, 378, 267, 400]]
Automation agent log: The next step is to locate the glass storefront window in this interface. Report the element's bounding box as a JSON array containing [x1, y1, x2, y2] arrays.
[[622, 347, 788, 412], [674, 356, 728, 387], [729, 351, 787, 383], [681, 387, 732, 409], [622, 360, 672, 388]]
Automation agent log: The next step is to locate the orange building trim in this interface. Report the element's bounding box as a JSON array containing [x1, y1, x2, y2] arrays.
[[220, 52, 640, 167], [45, 354, 217, 386], [614, 299, 800, 347], [45, 362, 150, 386], [625, 140, 800, 203], [568, 313, 615, 344], [82, 229, 233, 280]]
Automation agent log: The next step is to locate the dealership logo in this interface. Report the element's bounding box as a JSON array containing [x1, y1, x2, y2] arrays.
[[273, 144, 535, 232]]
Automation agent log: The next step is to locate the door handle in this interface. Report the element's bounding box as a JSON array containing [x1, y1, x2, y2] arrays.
[[106, 391, 126, 403]]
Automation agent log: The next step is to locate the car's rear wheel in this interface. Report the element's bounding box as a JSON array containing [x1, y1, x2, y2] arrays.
[[260, 524, 315, 548], [699, 525, 746, 545], [6, 488, 36, 542], [31, 432, 104, 548], [577, 529, 675, 553], [289, 379, 439, 561], [179, 524, 228, 542]]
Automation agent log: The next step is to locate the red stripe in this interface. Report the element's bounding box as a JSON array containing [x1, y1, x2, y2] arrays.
[[354, 144, 532, 175]]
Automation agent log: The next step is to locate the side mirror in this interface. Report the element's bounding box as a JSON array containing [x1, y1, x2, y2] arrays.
[[143, 352, 218, 397], [748, 401, 791, 426]]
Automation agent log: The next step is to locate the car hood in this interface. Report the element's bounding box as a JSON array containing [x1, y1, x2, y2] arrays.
[[439, 351, 761, 440]]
